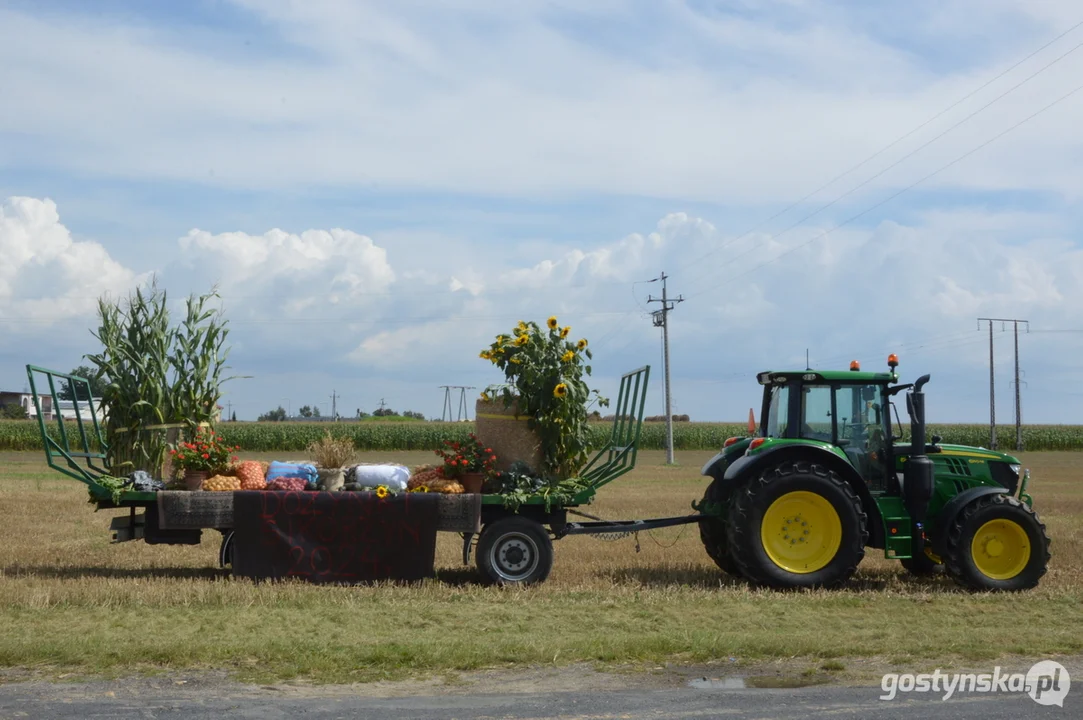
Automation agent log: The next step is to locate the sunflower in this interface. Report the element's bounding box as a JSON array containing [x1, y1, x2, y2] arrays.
[[561, 350, 574, 363], [560, 326, 570, 338], [375, 486, 389, 499], [479, 350, 492, 360], [577, 338, 588, 350], [411, 485, 429, 493], [547, 316, 559, 330], [553, 383, 568, 398], [515, 334, 529, 346], [510, 356, 522, 364], [496, 334, 508, 345]]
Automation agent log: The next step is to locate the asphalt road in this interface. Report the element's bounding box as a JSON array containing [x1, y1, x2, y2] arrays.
[[0, 679, 1076, 719]]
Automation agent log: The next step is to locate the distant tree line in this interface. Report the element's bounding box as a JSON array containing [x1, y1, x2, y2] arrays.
[[255, 404, 428, 422]]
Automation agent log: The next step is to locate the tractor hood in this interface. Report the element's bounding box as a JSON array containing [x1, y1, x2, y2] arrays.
[[895, 442, 1022, 465]]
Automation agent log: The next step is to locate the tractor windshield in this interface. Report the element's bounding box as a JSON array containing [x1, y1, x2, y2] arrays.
[[765, 385, 789, 438]]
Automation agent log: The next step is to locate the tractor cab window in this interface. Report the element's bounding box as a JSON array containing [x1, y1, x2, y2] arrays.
[[800, 385, 834, 442], [765, 385, 789, 438], [836, 384, 889, 490]]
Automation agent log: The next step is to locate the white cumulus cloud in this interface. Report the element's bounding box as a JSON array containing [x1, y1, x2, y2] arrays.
[[0, 196, 145, 326], [179, 227, 396, 307]]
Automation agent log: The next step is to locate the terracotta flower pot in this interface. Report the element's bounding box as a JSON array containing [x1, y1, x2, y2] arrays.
[[184, 469, 208, 491], [458, 471, 485, 495]]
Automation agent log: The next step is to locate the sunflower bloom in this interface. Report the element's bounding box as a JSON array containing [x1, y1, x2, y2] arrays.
[[375, 486, 389, 499], [553, 383, 568, 398], [510, 356, 522, 364], [515, 334, 529, 346], [560, 326, 570, 338], [547, 316, 559, 330], [479, 350, 492, 360], [561, 350, 574, 363], [577, 338, 588, 350], [417, 485, 429, 493]]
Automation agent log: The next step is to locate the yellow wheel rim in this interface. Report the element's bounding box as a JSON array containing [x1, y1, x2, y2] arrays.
[[761, 491, 842, 574], [971, 518, 1030, 580]]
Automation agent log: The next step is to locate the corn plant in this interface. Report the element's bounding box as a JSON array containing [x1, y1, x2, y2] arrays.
[[84, 281, 238, 475]]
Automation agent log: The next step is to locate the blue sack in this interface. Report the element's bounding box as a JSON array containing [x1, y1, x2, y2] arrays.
[[265, 461, 319, 489]]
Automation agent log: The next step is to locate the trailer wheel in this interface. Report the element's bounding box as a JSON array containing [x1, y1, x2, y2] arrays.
[[727, 461, 867, 589], [698, 479, 741, 576], [943, 494, 1050, 591], [476, 517, 553, 586], [219, 531, 235, 569]]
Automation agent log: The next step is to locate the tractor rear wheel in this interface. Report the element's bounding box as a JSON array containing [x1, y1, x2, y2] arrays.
[[699, 478, 740, 576], [727, 461, 867, 589], [943, 494, 1050, 591]]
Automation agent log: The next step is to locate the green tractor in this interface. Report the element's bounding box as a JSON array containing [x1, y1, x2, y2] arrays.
[[697, 355, 1051, 591]]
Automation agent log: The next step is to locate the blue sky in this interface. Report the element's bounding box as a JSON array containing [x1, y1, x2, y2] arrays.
[[2, 0, 1083, 424]]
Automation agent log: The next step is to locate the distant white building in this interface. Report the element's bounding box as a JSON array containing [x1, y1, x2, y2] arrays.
[[0, 391, 104, 422]]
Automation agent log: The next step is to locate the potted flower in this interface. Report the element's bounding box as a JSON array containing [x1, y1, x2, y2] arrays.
[[170, 426, 238, 490], [435, 433, 496, 494], [478, 316, 608, 479]]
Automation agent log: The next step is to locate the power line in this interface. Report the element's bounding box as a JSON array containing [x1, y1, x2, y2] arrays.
[[685, 79, 1083, 301], [671, 18, 1083, 281]]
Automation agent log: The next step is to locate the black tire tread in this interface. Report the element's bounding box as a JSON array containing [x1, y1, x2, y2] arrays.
[[699, 478, 741, 575]]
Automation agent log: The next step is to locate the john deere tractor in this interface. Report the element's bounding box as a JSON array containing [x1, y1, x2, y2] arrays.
[[698, 355, 1050, 591]]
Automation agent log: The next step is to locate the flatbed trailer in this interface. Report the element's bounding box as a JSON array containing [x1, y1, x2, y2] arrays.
[[26, 363, 713, 585]]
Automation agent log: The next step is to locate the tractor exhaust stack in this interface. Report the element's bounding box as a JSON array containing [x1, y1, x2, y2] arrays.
[[904, 374, 934, 558]]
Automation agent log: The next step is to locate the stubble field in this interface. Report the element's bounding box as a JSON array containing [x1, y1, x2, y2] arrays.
[[0, 450, 1080, 683]]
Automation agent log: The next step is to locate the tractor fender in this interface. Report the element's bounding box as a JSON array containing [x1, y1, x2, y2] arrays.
[[701, 451, 729, 481], [723, 444, 885, 549], [930, 486, 1008, 559]]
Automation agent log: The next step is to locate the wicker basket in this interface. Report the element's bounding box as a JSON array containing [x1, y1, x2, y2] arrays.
[[475, 398, 544, 474]]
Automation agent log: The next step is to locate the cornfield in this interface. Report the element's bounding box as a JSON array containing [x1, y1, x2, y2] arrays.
[[3, 420, 1082, 453]]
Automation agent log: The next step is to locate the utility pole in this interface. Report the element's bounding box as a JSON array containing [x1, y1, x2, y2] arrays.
[[978, 318, 1028, 451], [648, 271, 683, 465], [226, 401, 232, 421]]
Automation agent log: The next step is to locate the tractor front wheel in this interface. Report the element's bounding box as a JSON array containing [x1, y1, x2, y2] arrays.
[[727, 461, 867, 589], [699, 478, 741, 576], [943, 494, 1050, 591], [476, 516, 554, 586]]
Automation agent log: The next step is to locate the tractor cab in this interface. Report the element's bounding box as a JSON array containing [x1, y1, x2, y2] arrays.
[[754, 357, 905, 494]]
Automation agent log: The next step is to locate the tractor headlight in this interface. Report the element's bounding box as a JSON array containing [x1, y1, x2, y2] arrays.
[[1009, 464, 1021, 477]]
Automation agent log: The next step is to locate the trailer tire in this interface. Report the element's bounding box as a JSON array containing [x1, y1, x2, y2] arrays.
[[943, 493, 1050, 591], [698, 478, 741, 576], [476, 516, 553, 586], [727, 461, 866, 589]]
